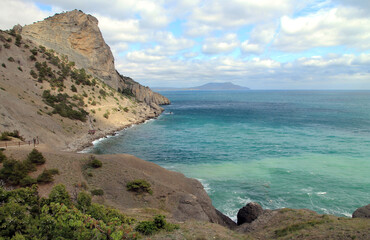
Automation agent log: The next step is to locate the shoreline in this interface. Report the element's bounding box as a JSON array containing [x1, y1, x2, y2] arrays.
[[65, 109, 165, 153]]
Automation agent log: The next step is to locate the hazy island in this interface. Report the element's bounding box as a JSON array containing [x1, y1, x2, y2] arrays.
[[153, 82, 250, 91], [0, 10, 369, 240]]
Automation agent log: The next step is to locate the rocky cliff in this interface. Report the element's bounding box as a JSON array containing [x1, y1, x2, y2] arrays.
[[20, 10, 169, 107]]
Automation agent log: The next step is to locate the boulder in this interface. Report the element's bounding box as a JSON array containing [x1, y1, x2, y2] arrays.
[[237, 202, 263, 225], [352, 204, 370, 218]]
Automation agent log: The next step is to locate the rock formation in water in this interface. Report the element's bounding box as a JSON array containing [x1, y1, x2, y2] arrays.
[[353, 204, 370, 219]]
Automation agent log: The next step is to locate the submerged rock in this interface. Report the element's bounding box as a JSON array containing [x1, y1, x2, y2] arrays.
[[237, 202, 263, 225], [352, 204, 370, 218]]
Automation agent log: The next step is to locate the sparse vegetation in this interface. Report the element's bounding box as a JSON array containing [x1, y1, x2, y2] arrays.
[[3, 43, 10, 49], [126, 179, 153, 194], [0, 148, 58, 186], [30, 69, 37, 79], [37, 169, 59, 183], [90, 188, 104, 196], [29, 54, 36, 61], [103, 110, 110, 119], [70, 84, 77, 92], [0, 130, 24, 141], [15, 34, 22, 47], [42, 90, 88, 121], [274, 218, 330, 237], [88, 155, 102, 168], [0, 151, 6, 163], [135, 215, 179, 235]]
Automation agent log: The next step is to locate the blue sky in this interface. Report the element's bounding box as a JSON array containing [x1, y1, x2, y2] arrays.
[[1, 0, 370, 89]]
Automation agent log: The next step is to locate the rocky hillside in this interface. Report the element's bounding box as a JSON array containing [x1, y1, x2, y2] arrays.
[[20, 10, 170, 108], [0, 29, 161, 151]]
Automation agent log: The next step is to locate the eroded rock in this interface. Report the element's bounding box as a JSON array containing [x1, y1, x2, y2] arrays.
[[237, 202, 264, 225], [352, 204, 370, 218]]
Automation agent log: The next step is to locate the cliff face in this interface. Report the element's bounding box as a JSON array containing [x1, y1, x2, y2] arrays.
[[21, 10, 169, 107]]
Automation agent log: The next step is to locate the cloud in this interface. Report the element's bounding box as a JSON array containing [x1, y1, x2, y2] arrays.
[[0, 0, 50, 29], [3, 0, 370, 89], [274, 7, 370, 51], [241, 23, 277, 54], [185, 0, 299, 36], [116, 53, 370, 89], [202, 34, 239, 54]]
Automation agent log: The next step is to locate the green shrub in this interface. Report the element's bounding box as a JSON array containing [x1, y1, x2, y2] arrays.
[[30, 69, 37, 78], [48, 184, 72, 206], [8, 57, 15, 62], [29, 55, 36, 61], [135, 215, 178, 235], [30, 48, 38, 55], [99, 89, 107, 97], [1, 63, 6, 68], [18, 67, 23, 72], [0, 185, 138, 239], [0, 132, 11, 141], [135, 221, 158, 235], [88, 155, 102, 168], [0, 159, 28, 185], [126, 179, 153, 194], [153, 214, 166, 229], [90, 189, 104, 196], [0, 150, 6, 163], [27, 148, 46, 165], [19, 176, 37, 187], [3, 43, 10, 49], [37, 169, 58, 183], [0, 130, 24, 141], [77, 191, 91, 212], [15, 34, 22, 47], [70, 84, 77, 92]]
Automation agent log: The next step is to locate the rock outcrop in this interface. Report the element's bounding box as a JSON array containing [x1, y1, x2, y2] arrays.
[[237, 202, 264, 225], [20, 10, 169, 107], [353, 204, 370, 218]]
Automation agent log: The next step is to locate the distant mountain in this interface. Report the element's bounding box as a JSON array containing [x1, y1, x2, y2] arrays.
[[192, 82, 250, 90], [153, 82, 250, 91]]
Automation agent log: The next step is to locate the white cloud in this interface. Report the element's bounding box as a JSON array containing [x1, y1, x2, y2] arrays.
[[274, 7, 370, 51], [241, 23, 277, 54], [202, 34, 239, 54], [126, 51, 165, 62], [116, 53, 370, 89], [0, 0, 50, 29], [185, 0, 300, 36]]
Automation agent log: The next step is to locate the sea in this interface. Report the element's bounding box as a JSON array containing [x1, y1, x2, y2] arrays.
[[86, 90, 370, 221]]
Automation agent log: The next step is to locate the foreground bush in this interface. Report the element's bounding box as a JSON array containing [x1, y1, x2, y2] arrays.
[[126, 179, 153, 194], [0, 184, 138, 239]]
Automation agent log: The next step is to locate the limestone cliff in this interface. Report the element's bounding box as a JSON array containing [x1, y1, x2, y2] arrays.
[[20, 10, 170, 107]]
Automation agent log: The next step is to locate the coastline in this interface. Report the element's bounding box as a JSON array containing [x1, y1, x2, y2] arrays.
[[66, 110, 164, 153]]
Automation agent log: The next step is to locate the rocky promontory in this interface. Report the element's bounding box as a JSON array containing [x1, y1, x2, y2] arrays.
[[20, 10, 170, 108]]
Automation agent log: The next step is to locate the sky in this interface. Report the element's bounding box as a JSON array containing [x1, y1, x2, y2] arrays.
[[1, 0, 370, 89]]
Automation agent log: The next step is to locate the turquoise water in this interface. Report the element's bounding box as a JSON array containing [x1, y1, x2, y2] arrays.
[[88, 91, 370, 220]]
